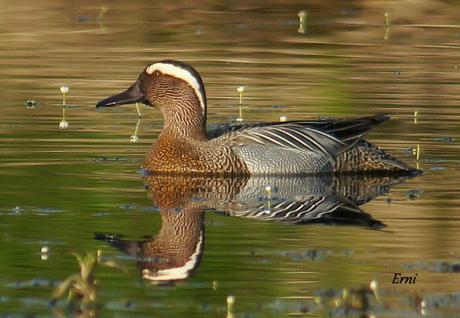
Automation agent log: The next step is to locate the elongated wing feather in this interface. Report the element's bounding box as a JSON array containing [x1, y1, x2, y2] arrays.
[[228, 123, 345, 159], [209, 114, 390, 159]]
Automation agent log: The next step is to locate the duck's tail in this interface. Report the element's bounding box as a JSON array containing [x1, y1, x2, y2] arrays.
[[334, 140, 422, 176]]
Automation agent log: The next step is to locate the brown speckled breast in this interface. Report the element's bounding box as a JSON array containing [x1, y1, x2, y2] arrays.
[[142, 132, 249, 176]]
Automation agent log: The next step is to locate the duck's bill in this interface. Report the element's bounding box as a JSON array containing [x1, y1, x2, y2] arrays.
[[96, 82, 144, 108]]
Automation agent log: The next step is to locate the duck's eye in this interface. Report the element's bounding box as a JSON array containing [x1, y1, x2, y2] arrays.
[[153, 71, 160, 77]]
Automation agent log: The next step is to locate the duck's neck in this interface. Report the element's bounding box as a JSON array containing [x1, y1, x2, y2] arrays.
[[161, 96, 207, 140]]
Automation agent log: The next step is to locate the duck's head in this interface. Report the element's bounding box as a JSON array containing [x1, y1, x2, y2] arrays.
[[96, 60, 207, 120]]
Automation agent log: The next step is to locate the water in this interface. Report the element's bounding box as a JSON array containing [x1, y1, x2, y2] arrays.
[[1, 1, 460, 317]]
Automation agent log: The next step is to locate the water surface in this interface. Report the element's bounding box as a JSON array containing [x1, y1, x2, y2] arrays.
[[1, 1, 460, 317]]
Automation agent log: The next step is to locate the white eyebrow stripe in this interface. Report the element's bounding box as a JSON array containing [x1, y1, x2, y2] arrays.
[[146, 62, 206, 116]]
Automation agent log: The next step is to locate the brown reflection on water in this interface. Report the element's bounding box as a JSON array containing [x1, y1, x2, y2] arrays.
[[96, 173, 416, 285]]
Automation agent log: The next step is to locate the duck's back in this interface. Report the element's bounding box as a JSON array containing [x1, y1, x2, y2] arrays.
[[210, 115, 419, 175]]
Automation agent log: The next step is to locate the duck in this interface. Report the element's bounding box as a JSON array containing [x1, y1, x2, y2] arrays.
[[96, 60, 419, 176]]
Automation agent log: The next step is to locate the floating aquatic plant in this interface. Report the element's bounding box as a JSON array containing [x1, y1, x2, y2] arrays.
[[421, 299, 427, 315], [265, 185, 272, 209], [413, 111, 418, 124], [384, 12, 391, 26], [227, 295, 235, 318], [369, 280, 380, 303], [59, 85, 69, 129], [279, 115, 287, 122], [59, 119, 69, 129], [237, 86, 245, 104], [25, 100, 37, 109], [298, 10, 307, 34], [60, 85, 69, 101], [41, 246, 49, 261], [130, 119, 141, 142], [265, 185, 272, 197], [383, 12, 391, 40], [236, 86, 245, 122]]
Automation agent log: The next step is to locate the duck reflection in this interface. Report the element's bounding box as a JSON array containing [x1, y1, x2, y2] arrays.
[[96, 173, 412, 284]]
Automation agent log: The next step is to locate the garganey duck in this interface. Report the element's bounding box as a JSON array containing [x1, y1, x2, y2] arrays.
[[96, 60, 419, 176]]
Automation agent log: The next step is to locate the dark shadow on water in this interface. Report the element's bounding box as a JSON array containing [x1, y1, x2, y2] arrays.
[[95, 173, 414, 285]]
